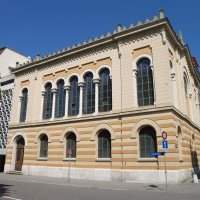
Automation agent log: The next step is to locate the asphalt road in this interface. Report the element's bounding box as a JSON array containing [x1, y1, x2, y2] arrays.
[[0, 173, 199, 200]]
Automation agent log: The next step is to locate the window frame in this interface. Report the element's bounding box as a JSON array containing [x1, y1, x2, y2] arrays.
[[82, 72, 95, 114], [98, 68, 112, 112], [97, 129, 112, 161], [55, 79, 66, 118], [42, 82, 53, 120], [19, 88, 28, 122], [138, 126, 157, 161], [136, 57, 154, 107], [64, 132, 77, 161], [38, 134, 48, 160]]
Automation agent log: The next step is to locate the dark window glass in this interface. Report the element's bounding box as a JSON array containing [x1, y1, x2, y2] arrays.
[[66, 132, 76, 158], [83, 72, 95, 114], [98, 130, 111, 158], [20, 88, 28, 122], [136, 58, 154, 106], [40, 134, 48, 158], [43, 83, 53, 119], [184, 75, 188, 97], [68, 76, 79, 116], [99, 68, 112, 112], [55, 79, 66, 118], [139, 126, 157, 158]]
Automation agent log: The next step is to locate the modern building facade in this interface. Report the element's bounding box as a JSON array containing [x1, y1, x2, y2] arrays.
[[0, 47, 28, 171], [4, 10, 200, 183]]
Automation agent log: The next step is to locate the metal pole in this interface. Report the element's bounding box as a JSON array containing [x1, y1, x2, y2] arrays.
[[164, 151, 167, 192]]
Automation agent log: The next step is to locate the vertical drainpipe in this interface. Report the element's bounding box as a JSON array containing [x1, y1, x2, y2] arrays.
[[114, 37, 124, 182]]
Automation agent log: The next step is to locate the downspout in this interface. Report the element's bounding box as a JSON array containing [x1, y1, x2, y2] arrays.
[[113, 36, 124, 182]]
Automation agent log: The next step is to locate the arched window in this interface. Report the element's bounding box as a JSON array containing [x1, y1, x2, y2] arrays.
[[183, 74, 188, 97], [68, 76, 80, 116], [43, 83, 53, 119], [177, 126, 183, 161], [66, 132, 76, 158], [139, 126, 157, 158], [55, 79, 66, 118], [39, 134, 48, 158], [98, 130, 111, 159], [83, 72, 95, 114], [99, 68, 112, 112], [136, 58, 154, 106], [20, 88, 28, 122]]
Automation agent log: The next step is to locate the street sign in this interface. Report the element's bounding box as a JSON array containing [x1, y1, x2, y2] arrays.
[[151, 152, 161, 157], [151, 152, 165, 157], [162, 140, 168, 149], [161, 131, 167, 139]]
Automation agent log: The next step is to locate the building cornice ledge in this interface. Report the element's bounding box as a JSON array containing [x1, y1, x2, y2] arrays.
[[9, 106, 200, 133]]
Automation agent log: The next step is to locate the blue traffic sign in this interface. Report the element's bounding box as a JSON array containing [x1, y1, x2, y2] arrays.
[[162, 140, 168, 149], [151, 152, 161, 157]]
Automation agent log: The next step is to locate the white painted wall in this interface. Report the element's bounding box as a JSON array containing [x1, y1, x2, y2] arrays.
[[0, 48, 28, 78]]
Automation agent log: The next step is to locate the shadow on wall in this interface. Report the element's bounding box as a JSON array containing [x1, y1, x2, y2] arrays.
[[191, 151, 200, 179], [190, 138, 200, 179], [0, 184, 12, 198]]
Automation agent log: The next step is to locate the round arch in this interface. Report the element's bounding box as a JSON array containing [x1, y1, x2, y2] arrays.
[[130, 119, 161, 139], [132, 54, 153, 70], [96, 65, 112, 79], [35, 130, 52, 143], [80, 69, 96, 82], [91, 124, 115, 141], [66, 73, 81, 85], [60, 127, 80, 142], [11, 132, 28, 146]]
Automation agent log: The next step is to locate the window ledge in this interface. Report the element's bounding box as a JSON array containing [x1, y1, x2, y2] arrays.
[[37, 157, 48, 161], [138, 158, 157, 162], [63, 158, 76, 161], [96, 158, 112, 162]]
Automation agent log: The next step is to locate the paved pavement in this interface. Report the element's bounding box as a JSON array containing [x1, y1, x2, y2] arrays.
[[0, 173, 199, 200]]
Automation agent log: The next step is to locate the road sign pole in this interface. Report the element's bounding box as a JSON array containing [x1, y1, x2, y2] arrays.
[[164, 151, 167, 192]]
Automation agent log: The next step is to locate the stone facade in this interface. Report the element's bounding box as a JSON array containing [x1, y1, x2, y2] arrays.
[[4, 11, 200, 183]]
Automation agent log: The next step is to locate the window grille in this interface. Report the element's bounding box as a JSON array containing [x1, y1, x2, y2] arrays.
[[139, 126, 157, 158], [136, 58, 154, 106], [20, 88, 28, 122], [99, 68, 112, 112], [55, 79, 66, 118], [68, 76, 80, 116], [43, 83, 53, 119], [66, 132, 76, 158], [83, 72, 95, 114], [39, 134, 48, 158], [98, 130, 111, 158]]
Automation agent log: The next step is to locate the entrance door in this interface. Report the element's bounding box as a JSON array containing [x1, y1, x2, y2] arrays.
[[15, 136, 25, 171]]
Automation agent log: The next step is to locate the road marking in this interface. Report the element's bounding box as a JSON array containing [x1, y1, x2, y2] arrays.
[[2, 196, 22, 200]]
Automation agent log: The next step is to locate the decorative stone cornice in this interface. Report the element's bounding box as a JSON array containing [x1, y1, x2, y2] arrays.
[[8, 106, 200, 133], [13, 10, 180, 74]]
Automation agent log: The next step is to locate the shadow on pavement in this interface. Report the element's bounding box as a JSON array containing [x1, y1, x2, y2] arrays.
[[0, 184, 12, 198]]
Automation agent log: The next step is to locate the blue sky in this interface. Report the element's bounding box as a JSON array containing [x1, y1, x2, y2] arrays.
[[0, 0, 199, 62]]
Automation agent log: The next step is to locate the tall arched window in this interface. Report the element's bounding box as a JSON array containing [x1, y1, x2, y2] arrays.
[[177, 126, 183, 161], [83, 72, 95, 114], [39, 134, 48, 158], [139, 126, 157, 158], [68, 76, 80, 116], [66, 132, 76, 158], [98, 130, 111, 159], [55, 79, 66, 118], [20, 88, 28, 122], [43, 83, 53, 119], [136, 58, 154, 106], [183, 74, 189, 97], [99, 68, 112, 112]]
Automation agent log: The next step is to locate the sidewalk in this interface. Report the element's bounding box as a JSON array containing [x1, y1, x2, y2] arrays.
[[0, 173, 198, 194]]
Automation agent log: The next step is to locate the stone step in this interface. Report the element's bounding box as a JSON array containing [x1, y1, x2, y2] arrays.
[[6, 170, 23, 175]]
